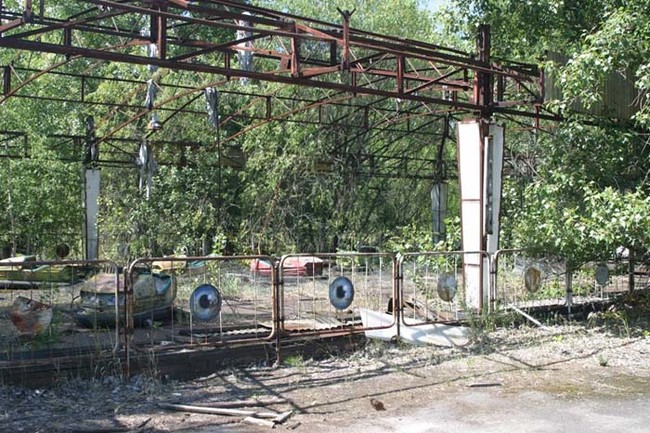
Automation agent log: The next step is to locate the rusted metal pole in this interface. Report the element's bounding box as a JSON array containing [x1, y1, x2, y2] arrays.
[[397, 55, 405, 95], [338, 8, 355, 72], [2, 66, 10, 95], [23, 0, 32, 21], [273, 261, 282, 365], [157, 4, 167, 61], [290, 23, 300, 77], [474, 24, 492, 115], [628, 249, 635, 292]]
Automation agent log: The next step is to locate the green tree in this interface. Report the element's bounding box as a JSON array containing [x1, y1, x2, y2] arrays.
[[437, 0, 650, 266]]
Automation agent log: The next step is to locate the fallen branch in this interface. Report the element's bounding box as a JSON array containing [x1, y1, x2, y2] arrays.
[[158, 402, 279, 419], [203, 397, 287, 408]]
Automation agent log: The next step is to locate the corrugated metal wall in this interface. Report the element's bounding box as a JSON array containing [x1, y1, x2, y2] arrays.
[[544, 51, 640, 121]]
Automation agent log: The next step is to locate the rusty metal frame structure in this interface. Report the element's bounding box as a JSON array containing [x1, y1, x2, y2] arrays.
[[1, 61, 452, 179], [0, 0, 547, 120], [0, 0, 552, 187]]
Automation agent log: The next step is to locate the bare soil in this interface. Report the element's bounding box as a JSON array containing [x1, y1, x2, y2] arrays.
[[2, 303, 650, 433]]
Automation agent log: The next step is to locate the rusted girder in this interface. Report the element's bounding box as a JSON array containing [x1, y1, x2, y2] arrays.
[[0, 0, 544, 118]]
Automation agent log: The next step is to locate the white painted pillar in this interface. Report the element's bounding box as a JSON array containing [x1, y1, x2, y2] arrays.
[[457, 120, 504, 311]]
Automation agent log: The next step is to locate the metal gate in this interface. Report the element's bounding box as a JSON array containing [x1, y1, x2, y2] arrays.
[[278, 253, 397, 337], [125, 255, 277, 353], [398, 251, 487, 325]]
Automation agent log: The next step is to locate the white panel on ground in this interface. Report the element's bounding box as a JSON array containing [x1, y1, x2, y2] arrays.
[[84, 169, 100, 260], [359, 308, 469, 347], [457, 121, 484, 310]]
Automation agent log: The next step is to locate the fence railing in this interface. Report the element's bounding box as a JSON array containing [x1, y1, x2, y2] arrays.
[[399, 251, 480, 325], [126, 255, 277, 352], [278, 252, 397, 338], [0, 249, 642, 380], [492, 250, 637, 311]]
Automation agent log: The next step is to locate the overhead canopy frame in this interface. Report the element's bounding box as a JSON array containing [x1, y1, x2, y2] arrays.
[[0, 0, 545, 116]]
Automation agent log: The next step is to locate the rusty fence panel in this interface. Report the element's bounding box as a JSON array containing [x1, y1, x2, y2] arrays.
[[278, 253, 397, 337], [492, 250, 636, 312], [572, 260, 634, 301], [0, 259, 120, 378], [399, 251, 487, 325], [493, 249, 571, 310], [125, 255, 276, 355]]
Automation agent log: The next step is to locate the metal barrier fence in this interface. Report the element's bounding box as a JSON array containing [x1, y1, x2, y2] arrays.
[[1, 250, 642, 382], [0, 259, 120, 371], [278, 253, 397, 338], [492, 250, 635, 311], [126, 255, 277, 352], [399, 251, 488, 325]]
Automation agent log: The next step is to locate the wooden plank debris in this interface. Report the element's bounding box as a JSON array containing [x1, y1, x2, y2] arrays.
[[203, 397, 288, 408], [242, 417, 276, 428], [159, 402, 293, 428], [158, 402, 279, 418]]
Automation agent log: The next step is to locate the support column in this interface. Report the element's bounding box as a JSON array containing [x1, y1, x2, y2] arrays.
[[457, 24, 504, 312], [83, 116, 100, 260], [457, 121, 504, 311]]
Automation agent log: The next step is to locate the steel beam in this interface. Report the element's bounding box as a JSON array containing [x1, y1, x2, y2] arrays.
[[0, 0, 543, 119]]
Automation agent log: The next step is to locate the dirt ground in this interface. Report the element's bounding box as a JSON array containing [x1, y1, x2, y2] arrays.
[[1, 310, 649, 433]]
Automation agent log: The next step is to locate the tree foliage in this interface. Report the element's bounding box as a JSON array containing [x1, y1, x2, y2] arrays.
[[438, 0, 650, 264], [0, 0, 445, 259]]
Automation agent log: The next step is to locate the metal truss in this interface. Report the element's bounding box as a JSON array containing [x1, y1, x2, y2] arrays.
[[0, 0, 553, 182], [0, 0, 545, 117]]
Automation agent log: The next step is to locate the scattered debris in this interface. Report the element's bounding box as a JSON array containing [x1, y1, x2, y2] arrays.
[[159, 402, 278, 418], [467, 382, 503, 388], [9, 296, 52, 336], [402, 296, 440, 321], [70, 418, 151, 433], [370, 398, 386, 411], [203, 397, 288, 408], [242, 416, 276, 428], [506, 305, 547, 329], [242, 410, 293, 428], [159, 402, 293, 428]]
